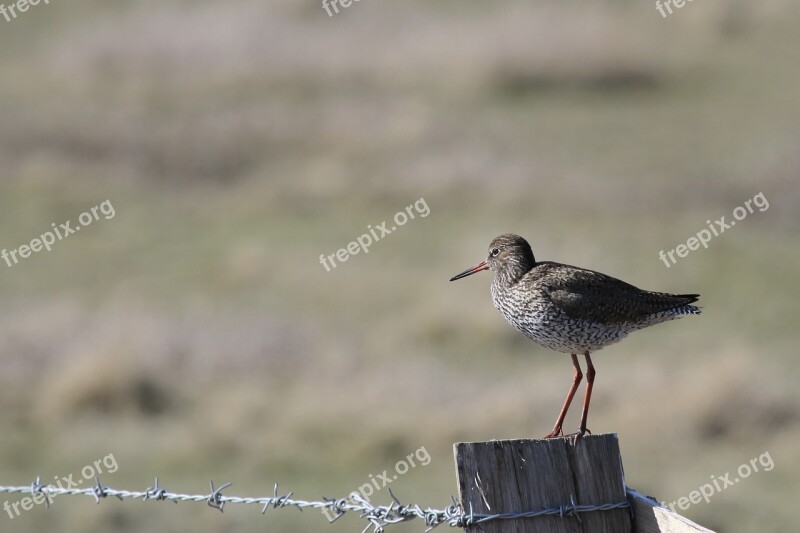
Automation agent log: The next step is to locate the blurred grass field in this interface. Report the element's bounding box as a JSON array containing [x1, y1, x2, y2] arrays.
[[0, 1, 798, 532]]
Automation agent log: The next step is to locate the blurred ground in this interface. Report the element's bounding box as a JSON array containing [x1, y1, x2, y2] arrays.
[[0, 0, 798, 532]]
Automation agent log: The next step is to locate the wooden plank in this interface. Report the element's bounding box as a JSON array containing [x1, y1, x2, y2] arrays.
[[568, 433, 630, 532], [454, 434, 631, 533], [627, 489, 715, 533]]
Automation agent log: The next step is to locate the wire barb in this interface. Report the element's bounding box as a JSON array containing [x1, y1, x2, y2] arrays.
[[206, 480, 232, 513], [143, 477, 174, 503], [30, 477, 50, 510]]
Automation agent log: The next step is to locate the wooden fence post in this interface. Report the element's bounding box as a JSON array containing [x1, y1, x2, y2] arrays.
[[454, 433, 630, 532], [454, 433, 714, 533]]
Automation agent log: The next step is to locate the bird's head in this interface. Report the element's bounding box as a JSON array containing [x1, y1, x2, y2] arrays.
[[449, 234, 536, 282]]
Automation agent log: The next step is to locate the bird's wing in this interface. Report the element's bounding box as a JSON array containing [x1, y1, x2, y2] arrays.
[[540, 264, 698, 325]]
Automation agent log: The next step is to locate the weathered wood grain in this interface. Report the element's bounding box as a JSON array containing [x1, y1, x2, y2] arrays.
[[627, 489, 715, 533], [454, 434, 630, 533], [453, 434, 715, 533]]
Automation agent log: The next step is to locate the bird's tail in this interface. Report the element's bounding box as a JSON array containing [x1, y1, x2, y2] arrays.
[[671, 294, 701, 315]]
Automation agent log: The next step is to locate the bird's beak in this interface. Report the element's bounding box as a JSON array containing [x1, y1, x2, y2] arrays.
[[449, 260, 489, 281]]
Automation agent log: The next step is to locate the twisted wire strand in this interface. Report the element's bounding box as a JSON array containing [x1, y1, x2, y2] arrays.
[[0, 478, 632, 532]]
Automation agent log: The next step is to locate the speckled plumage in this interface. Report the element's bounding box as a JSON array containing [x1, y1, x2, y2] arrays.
[[487, 235, 700, 354], [450, 233, 701, 438]]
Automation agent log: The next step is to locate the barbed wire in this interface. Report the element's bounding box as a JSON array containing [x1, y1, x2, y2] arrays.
[[0, 477, 632, 532]]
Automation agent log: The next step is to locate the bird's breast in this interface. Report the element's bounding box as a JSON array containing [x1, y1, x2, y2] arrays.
[[491, 281, 551, 334]]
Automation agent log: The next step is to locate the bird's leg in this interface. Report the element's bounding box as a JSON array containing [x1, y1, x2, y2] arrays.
[[569, 351, 595, 444], [543, 354, 582, 439]]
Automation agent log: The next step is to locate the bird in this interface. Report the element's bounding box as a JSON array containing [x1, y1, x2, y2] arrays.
[[449, 233, 700, 440]]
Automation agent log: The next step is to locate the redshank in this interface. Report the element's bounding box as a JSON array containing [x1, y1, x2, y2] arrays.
[[450, 234, 700, 439]]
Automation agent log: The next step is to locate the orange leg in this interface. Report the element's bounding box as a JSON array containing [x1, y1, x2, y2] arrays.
[[567, 352, 595, 443], [543, 354, 582, 439]]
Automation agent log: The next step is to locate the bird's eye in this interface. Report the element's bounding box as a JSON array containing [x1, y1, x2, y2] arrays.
[[490, 248, 500, 257]]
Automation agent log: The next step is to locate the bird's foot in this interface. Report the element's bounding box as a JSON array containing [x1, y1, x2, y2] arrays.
[[565, 427, 591, 445], [542, 427, 565, 439]]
